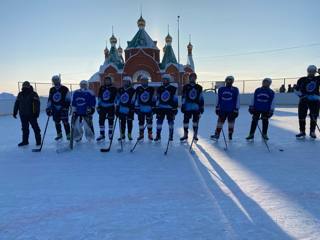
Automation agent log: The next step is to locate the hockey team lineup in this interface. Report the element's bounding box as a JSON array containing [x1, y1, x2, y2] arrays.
[[12, 65, 320, 155], [2, 1, 320, 238]]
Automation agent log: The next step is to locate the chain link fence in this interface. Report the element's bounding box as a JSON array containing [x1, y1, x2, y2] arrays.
[[200, 77, 299, 94], [17, 82, 79, 97], [17, 77, 300, 96]]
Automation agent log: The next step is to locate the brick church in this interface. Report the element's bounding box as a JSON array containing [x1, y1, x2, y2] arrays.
[[89, 15, 195, 94]]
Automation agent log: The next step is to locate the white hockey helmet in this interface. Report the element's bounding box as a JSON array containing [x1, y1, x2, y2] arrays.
[[123, 76, 133, 83], [52, 75, 61, 85], [225, 75, 235, 84], [307, 65, 317, 74], [162, 74, 172, 82], [80, 80, 88, 89], [262, 77, 272, 87], [140, 74, 149, 81]]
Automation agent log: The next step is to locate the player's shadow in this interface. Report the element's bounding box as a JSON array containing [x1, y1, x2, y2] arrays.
[[274, 109, 297, 117], [189, 143, 294, 239]]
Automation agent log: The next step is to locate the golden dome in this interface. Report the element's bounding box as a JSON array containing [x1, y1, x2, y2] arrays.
[[118, 46, 123, 54], [165, 34, 172, 44], [137, 15, 146, 29], [110, 34, 117, 45]]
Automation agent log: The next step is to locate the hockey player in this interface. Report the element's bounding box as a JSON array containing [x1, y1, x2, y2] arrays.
[[180, 73, 204, 142], [46, 75, 71, 141], [71, 80, 96, 142], [154, 74, 178, 142], [135, 75, 156, 141], [211, 76, 240, 141], [116, 76, 135, 141], [246, 78, 275, 141], [96, 75, 118, 141], [13, 81, 41, 146], [295, 65, 320, 139]]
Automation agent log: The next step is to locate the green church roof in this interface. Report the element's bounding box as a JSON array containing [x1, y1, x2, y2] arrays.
[[126, 29, 158, 49], [161, 45, 178, 69], [106, 46, 124, 69]]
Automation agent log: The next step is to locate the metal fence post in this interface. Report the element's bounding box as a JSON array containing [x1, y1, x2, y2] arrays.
[[34, 83, 37, 92], [242, 80, 245, 93]]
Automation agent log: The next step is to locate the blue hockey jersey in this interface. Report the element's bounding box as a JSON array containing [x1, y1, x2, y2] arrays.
[[216, 86, 240, 112], [135, 86, 156, 113], [72, 89, 96, 115], [116, 86, 135, 115], [251, 87, 275, 112], [182, 83, 204, 112], [156, 84, 178, 110]]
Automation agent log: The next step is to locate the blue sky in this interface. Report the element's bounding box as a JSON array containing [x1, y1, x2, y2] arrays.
[[0, 0, 319, 94]]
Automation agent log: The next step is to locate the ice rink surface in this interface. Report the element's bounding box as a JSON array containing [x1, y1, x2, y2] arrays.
[[0, 107, 319, 240]]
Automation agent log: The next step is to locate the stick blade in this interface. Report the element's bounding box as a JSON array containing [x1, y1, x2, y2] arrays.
[[100, 148, 110, 152], [32, 148, 41, 152]]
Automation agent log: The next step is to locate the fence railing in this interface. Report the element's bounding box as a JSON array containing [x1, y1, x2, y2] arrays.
[[17, 82, 79, 97], [18, 77, 300, 96], [199, 77, 299, 94]]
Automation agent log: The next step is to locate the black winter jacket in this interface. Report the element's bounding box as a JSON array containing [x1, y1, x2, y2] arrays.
[[13, 86, 40, 118]]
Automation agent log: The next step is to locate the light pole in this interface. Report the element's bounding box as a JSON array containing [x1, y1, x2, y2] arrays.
[[177, 16, 180, 65]]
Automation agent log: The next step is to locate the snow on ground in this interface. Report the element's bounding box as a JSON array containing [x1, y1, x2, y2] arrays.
[[0, 107, 319, 240]]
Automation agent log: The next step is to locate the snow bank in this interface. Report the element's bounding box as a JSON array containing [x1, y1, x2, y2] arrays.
[[0, 92, 15, 100], [0, 97, 48, 116]]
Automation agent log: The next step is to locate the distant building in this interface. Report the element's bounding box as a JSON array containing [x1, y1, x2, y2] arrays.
[[89, 16, 195, 94]]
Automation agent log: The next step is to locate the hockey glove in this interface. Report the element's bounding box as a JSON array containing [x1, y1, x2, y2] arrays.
[[232, 109, 239, 118], [181, 104, 186, 114], [96, 106, 101, 114], [115, 106, 120, 117], [248, 106, 255, 115], [173, 108, 178, 116], [215, 107, 220, 116], [46, 108, 53, 116], [86, 107, 95, 116]]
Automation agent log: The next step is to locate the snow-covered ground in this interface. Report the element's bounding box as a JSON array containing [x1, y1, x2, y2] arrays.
[[0, 107, 319, 240]]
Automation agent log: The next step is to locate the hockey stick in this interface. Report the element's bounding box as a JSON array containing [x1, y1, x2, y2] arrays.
[[100, 116, 118, 152], [117, 117, 124, 153], [189, 120, 200, 153], [130, 124, 147, 153], [257, 122, 271, 152], [316, 122, 320, 134], [69, 115, 77, 150], [221, 127, 228, 151], [164, 126, 174, 155], [164, 135, 171, 155], [32, 116, 50, 152], [310, 115, 320, 133]]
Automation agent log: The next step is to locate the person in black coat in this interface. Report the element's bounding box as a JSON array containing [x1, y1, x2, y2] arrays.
[[13, 81, 41, 146], [295, 65, 320, 139]]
